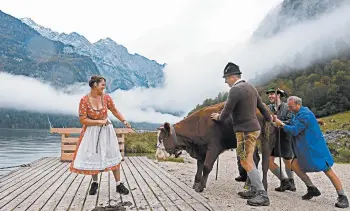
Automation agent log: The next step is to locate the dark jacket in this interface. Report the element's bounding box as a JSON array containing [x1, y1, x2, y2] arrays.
[[218, 80, 271, 132], [268, 102, 292, 124]]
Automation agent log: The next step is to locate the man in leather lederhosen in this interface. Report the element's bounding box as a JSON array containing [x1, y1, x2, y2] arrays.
[[266, 87, 296, 192]]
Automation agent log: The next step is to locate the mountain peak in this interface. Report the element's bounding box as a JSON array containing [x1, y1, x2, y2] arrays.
[[69, 32, 81, 37], [1, 10, 100, 88], [20, 17, 35, 24], [20, 16, 165, 91], [95, 37, 117, 44], [252, 0, 349, 39]]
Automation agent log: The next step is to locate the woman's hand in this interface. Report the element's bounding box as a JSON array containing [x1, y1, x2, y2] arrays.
[[98, 118, 109, 126], [123, 120, 131, 128]]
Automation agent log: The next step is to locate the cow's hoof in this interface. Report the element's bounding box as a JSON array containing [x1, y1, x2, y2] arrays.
[[193, 182, 200, 189], [195, 185, 204, 192]]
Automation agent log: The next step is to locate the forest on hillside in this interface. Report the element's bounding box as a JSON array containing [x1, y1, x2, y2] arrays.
[[187, 55, 350, 117], [0, 108, 160, 130]]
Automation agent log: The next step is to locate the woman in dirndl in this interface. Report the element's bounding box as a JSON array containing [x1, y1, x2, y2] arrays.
[[70, 75, 130, 195]]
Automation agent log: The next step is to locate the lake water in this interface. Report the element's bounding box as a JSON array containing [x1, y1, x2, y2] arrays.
[[0, 128, 61, 176]]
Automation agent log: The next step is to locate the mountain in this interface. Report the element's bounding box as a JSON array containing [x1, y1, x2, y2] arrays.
[[0, 10, 167, 129], [248, 0, 350, 86], [252, 0, 348, 39], [0, 108, 160, 130], [20, 18, 166, 91], [190, 0, 350, 116], [0, 10, 100, 88]]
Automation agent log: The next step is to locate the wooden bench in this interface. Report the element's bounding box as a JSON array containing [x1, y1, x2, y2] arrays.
[[50, 127, 135, 162]]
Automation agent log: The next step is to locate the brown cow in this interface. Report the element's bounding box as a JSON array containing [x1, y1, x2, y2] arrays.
[[157, 101, 276, 192]]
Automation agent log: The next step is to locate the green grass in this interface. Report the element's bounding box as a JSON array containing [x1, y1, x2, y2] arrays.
[[124, 132, 184, 163], [318, 111, 350, 163], [319, 111, 350, 132], [124, 132, 157, 153], [123, 132, 185, 163], [146, 154, 185, 163]]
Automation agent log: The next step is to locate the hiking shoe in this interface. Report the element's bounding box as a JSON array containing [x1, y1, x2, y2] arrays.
[[302, 186, 321, 200], [238, 187, 256, 199], [116, 182, 129, 195], [89, 182, 98, 195], [235, 176, 247, 182], [335, 195, 349, 208], [247, 190, 270, 206], [275, 179, 291, 192], [288, 178, 296, 191]]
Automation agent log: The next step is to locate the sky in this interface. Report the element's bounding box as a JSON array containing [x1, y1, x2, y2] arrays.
[[0, 0, 282, 63], [1, 0, 350, 125]]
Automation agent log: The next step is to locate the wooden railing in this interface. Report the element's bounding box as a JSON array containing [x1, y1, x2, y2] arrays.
[[50, 127, 135, 162]]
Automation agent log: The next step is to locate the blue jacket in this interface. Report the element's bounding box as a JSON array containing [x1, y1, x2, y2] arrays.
[[283, 106, 334, 172]]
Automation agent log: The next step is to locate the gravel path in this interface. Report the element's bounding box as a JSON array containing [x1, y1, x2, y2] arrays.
[[152, 150, 350, 211]]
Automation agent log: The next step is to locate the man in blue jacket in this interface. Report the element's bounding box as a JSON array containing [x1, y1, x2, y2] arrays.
[[274, 96, 348, 208]]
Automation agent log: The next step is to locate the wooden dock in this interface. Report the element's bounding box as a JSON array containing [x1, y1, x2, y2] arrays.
[[0, 157, 218, 211]]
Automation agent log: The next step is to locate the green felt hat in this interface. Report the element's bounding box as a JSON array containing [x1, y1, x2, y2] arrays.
[[265, 87, 287, 97]]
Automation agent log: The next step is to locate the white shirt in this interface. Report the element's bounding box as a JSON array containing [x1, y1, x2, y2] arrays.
[[233, 79, 245, 86]]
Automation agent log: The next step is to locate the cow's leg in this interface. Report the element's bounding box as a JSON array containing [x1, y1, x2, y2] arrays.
[[193, 158, 204, 189], [261, 124, 276, 191], [261, 139, 270, 191], [195, 146, 220, 192]]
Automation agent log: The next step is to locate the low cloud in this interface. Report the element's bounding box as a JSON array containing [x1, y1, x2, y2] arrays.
[[1, 1, 350, 124]]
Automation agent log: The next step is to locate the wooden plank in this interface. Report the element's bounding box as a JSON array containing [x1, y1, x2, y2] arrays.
[[81, 173, 100, 211], [61, 153, 75, 162], [6, 162, 69, 210], [26, 165, 73, 210], [39, 170, 77, 210], [0, 157, 55, 184], [67, 175, 91, 211], [118, 136, 124, 142], [125, 157, 165, 210], [11, 162, 68, 210], [140, 157, 217, 211], [61, 144, 77, 151], [121, 159, 149, 210], [134, 157, 191, 211], [114, 164, 136, 210], [62, 137, 78, 144], [0, 156, 221, 211], [128, 157, 179, 211], [55, 173, 85, 211], [0, 158, 62, 209], [132, 157, 183, 211], [0, 157, 46, 180], [0, 158, 59, 193], [108, 171, 120, 207], [95, 171, 110, 208], [51, 127, 135, 134]]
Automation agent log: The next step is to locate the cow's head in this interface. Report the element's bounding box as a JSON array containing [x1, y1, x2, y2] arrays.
[[157, 122, 177, 154]]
